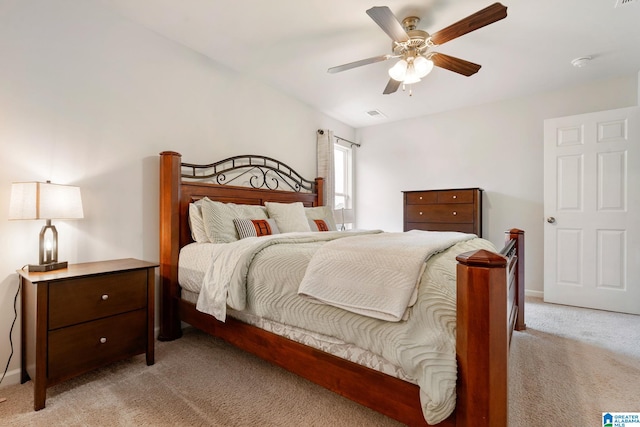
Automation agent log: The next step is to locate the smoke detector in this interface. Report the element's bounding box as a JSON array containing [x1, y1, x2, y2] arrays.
[[571, 57, 592, 68]]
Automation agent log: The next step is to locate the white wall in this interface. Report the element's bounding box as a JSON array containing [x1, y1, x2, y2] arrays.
[[0, 0, 353, 387], [356, 74, 639, 296]]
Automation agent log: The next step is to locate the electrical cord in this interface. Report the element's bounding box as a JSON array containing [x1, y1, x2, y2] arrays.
[[0, 278, 20, 391]]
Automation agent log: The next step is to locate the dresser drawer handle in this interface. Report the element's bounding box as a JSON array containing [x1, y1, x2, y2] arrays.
[[419, 196, 423, 200], [101, 294, 109, 301], [99, 337, 107, 344], [452, 195, 457, 199], [419, 212, 423, 215], [452, 212, 457, 216]]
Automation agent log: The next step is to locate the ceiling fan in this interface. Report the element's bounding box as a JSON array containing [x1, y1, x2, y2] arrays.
[[328, 2, 508, 95]]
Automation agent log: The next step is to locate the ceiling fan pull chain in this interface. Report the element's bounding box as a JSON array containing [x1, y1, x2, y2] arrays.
[[401, 83, 414, 96]]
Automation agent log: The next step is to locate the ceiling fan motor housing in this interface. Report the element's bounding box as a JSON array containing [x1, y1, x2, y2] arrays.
[[392, 29, 430, 57]]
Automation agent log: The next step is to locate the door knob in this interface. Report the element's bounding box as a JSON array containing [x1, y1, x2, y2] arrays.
[[547, 217, 556, 224]]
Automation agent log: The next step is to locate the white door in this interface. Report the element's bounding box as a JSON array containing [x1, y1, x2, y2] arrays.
[[544, 106, 640, 314]]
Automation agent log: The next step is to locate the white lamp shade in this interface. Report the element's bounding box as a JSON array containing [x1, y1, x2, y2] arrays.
[[388, 59, 408, 81], [333, 207, 355, 225], [413, 56, 434, 78], [9, 182, 84, 220], [402, 62, 422, 84]]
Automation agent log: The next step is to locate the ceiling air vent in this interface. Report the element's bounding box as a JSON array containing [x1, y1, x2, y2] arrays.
[[615, 0, 637, 8], [366, 109, 386, 118]]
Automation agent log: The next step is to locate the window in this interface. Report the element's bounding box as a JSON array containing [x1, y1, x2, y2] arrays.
[[334, 141, 354, 229]]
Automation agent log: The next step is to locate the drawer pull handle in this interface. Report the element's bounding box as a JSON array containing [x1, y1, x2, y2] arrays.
[[101, 294, 109, 301], [452, 212, 457, 216], [100, 337, 107, 344], [419, 212, 423, 215], [419, 196, 423, 200], [453, 195, 457, 199]]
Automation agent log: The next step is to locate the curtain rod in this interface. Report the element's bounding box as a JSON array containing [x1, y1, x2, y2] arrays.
[[317, 130, 361, 147], [335, 135, 361, 147]]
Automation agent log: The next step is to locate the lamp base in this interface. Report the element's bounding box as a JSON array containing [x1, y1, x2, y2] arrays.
[[28, 261, 68, 272]]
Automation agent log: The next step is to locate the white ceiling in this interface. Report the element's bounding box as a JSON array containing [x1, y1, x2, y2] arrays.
[[101, 0, 640, 128]]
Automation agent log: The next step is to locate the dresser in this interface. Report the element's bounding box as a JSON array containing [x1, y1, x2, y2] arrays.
[[18, 258, 157, 410], [403, 188, 483, 236]]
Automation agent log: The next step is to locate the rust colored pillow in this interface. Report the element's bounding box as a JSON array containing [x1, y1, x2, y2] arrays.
[[310, 219, 330, 232], [234, 218, 280, 239]]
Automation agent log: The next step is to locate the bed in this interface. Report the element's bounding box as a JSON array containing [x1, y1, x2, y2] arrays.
[[158, 151, 526, 427]]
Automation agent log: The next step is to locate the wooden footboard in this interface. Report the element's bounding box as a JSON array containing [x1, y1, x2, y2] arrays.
[[158, 151, 525, 427], [455, 229, 525, 427]]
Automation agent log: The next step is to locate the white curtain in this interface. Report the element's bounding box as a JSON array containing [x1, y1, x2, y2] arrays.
[[316, 129, 334, 209]]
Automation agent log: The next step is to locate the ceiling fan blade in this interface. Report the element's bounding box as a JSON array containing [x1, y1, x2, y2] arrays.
[[383, 78, 401, 95], [431, 52, 481, 76], [366, 6, 410, 43], [429, 2, 507, 46], [327, 54, 391, 74]]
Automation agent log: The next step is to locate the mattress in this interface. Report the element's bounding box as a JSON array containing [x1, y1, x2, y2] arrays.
[[180, 288, 414, 382], [178, 241, 413, 381]]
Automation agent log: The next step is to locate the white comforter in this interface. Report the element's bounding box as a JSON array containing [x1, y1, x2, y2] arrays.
[[196, 230, 381, 321], [195, 230, 496, 424], [298, 230, 474, 321]]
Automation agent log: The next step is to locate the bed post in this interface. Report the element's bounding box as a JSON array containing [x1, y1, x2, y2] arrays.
[[314, 177, 324, 207], [158, 151, 183, 341], [455, 249, 509, 427]]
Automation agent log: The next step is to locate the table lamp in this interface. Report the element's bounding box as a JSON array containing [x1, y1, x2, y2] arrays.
[[9, 181, 84, 272]]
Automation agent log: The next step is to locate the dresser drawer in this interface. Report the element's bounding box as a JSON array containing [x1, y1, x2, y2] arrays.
[[405, 222, 476, 234], [48, 309, 147, 382], [49, 270, 147, 330], [436, 190, 475, 204], [405, 192, 438, 205], [406, 203, 474, 223]]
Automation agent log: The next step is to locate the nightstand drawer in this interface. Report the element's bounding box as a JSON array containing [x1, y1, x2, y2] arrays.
[[49, 270, 147, 330], [406, 204, 474, 223], [48, 309, 147, 382]]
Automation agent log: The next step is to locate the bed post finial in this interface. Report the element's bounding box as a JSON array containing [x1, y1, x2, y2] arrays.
[[159, 151, 183, 341]]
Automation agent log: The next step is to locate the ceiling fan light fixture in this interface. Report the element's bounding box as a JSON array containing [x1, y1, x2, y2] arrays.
[[413, 55, 434, 77], [388, 59, 408, 81], [400, 59, 421, 84]]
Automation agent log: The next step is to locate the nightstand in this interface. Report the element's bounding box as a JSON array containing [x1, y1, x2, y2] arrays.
[[18, 258, 158, 410]]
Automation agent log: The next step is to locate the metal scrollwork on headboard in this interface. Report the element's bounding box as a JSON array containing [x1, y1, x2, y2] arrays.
[[181, 155, 316, 193]]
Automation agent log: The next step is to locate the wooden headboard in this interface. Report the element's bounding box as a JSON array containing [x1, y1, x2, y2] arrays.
[[158, 151, 324, 339]]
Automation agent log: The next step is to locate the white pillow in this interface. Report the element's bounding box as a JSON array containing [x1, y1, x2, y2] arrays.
[[234, 218, 280, 239], [265, 202, 311, 233], [188, 200, 210, 243], [304, 206, 337, 231], [201, 198, 268, 243]]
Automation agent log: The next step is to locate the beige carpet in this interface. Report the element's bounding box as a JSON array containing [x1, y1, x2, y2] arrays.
[[1, 297, 639, 426]]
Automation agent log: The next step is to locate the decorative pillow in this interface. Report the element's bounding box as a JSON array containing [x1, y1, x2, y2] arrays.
[[305, 206, 337, 231], [188, 199, 209, 243], [234, 218, 280, 239], [308, 219, 330, 232], [201, 198, 268, 243], [264, 201, 311, 233]]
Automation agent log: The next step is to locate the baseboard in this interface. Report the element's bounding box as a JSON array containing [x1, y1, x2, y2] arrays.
[[525, 289, 544, 299], [0, 368, 22, 389]]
